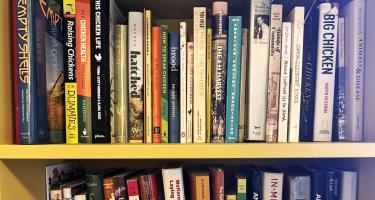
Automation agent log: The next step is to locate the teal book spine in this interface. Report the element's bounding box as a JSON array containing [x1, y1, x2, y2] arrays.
[[225, 16, 242, 143]]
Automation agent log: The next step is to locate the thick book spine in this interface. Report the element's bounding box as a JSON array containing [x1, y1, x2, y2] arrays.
[[144, 10, 152, 143], [193, 7, 207, 143], [262, 172, 283, 200], [287, 7, 305, 142], [128, 12, 144, 143], [113, 175, 127, 200], [152, 27, 162, 143], [86, 175, 104, 200], [343, 0, 365, 142], [168, 33, 180, 143], [186, 42, 194, 143], [161, 25, 169, 143], [103, 177, 115, 200], [225, 16, 242, 143], [236, 175, 246, 200], [76, 0, 92, 143], [210, 168, 224, 200], [238, 29, 248, 143], [277, 22, 292, 143], [340, 170, 357, 200], [251, 170, 262, 200], [162, 168, 185, 200], [63, 1, 78, 144], [287, 175, 311, 200], [180, 22, 187, 143], [139, 174, 159, 200], [308, 168, 325, 200], [325, 171, 341, 200], [211, 2, 228, 143], [127, 178, 140, 200], [206, 28, 212, 143], [190, 173, 210, 200], [313, 2, 339, 142], [114, 25, 128, 143], [265, 4, 282, 143]]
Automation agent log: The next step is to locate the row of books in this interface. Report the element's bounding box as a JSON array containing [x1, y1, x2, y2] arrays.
[[46, 161, 358, 200], [13, 0, 366, 144]]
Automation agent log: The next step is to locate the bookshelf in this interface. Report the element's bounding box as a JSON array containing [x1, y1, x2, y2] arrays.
[[0, 0, 375, 199]]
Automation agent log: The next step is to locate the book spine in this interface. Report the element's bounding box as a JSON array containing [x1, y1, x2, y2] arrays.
[[144, 10, 152, 143], [265, 4, 282, 143], [226, 195, 236, 200], [191, 175, 210, 200], [162, 168, 185, 200], [333, 18, 346, 142], [247, 0, 271, 141], [325, 171, 340, 200], [63, 1, 78, 144], [211, 2, 227, 143], [180, 22, 187, 143], [225, 16, 242, 143], [299, 1, 319, 142], [161, 25, 169, 143], [343, 0, 365, 141], [113, 25, 128, 143], [128, 12, 144, 143], [277, 22, 292, 143], [168, 33, 180, 143], [206, 28, 212, 143], [13, 0, 36, 144], [50, 189, 63, 200], [311, 170, 325, 200], [236, 177, 246, 200], [210, 169, 224, 200], [287, 7, 305, 142], [113, 176, 127, 200], [238, 29, 248, 143], [313, 2, 339, 142], [193, 7, 207, 143], [86, 175, 104, 200], [251, 170, 262, 200], [262, 172, 283, 200], [127, 179, 140, 200], [103, 178, 115, 200], [76, 0, 92, 143], [152, 27, 162, 143], [288, 176, 310, 200], [139, 175, 153, 200], [186, 42, 194, 143], [340, 171, 357, 200]]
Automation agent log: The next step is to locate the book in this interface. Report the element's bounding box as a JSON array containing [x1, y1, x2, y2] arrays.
[[285, 170, 311, 200], [262, 171, 283, 200], [86, 168, 125, 200], [162, 167, 185, 200], [236, 174, 246, 200], [113, 25, 128, 143], [168, 32, 180, 143], [210, 167, 225, 200], [277, 22, 292, 143], [211, 2, 228, 143], [225, 16, 242, 143], [74, 192, 87, 200], [113, 170, 144, 200], [62, 179, 86, 200], [144, 9, 152, 144], [238, 28, 248, 143], [206, 28, 212, 143], [103, 177, 115, 200], [305, 166, 326, 200], [193, 7, 207, 143], [343, 0, 365, 142], [186, 42, 194, 143], [288, 6, 305, 142], [128, 12, 144, 143], [265, 4, 283, 143], [127, 177, 141, 200], [226, 195, 236, 200], [180, 22, 187, 144], [251, 169, 262, 200], [319, 167, 341, 200], [340, 170, 357, 200], [246, 0, 271, 141], [190, 171, 210, 200], [63, 0, 78, 144], [76, 0, 92, 143], [50, 188, 63, 200], [161, 25, 169, 143], [152, 27, 162, 143], [139, 173, 159, 200], [313, 1, 339, 142]]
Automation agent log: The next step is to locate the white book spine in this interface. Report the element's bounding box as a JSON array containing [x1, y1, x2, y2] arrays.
[[247, 0, 271, 141], [262, 172, 284, 200], [162, 168, 186, 200], [287, 7, 305, 143], [238, 29, 248, 143], [193, 7, 207, 143], [180, 22, 187, 143], [343, 0, 365, 142], [74, 195, 86, 200], [340, 171, 357, 200], [187, 42, 194, 143], [278, 22, 292, 143], [313, 2, 339, 142], [144, 10, 152, 143]]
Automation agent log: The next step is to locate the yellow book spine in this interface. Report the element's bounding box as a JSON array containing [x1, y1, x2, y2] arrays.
[[206, 28, 212, 143], [144, 10, 152, 143], [65, 83, 78, 144], [226, 195, 237, 200]]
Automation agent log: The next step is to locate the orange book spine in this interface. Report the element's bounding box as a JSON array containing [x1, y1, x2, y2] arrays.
[[152, 27, 162, 143]]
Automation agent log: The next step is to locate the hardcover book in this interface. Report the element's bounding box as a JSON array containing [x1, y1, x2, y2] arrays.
[[161, 25, 169, 143], [180, 22, 187, 144], [62, 179, 86, 200], [190, 171, 210, 200], [238, 29, 248, 143], [144, 9, 152, 144], [127, 178, 141, 200], [113, 170, 144, 200], [251, 169, 262, 200], [139, 173, 159, 200], [187, 42, 194, 143], [162, 167, 185, 200], [340, 170, 357, 200], [236, 174, 246, 200], [86, 168, 125, 200], [262, 171, 283, 200], [305, 166, 325, 200], [211, 2, 228, 143], [152, 27, 162, 143], [103, 177, 115, 200], [210, 167, 225, 200], [286, 171, 311, 200], [206, 28, 212, 143]]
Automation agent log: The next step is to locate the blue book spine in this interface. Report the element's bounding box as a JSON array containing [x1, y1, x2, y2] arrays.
[[309, 169, 326, 200], [251, 170, 262, 200], [168, 33, 180, 143], [325, 171, 341, 200], [225, 16, 242, 143]]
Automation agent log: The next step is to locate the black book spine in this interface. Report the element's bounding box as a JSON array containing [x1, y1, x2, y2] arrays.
[[311, 171, 325, 200], [86, 174, 104, 200], [251, 170, 262, 200], [114, 175, 129, 200]]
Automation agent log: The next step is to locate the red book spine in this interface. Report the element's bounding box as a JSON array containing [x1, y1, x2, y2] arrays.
[[151, 27, 162, 143], [211, 169, 225, 200], [140, 174, 159, 200], [127, 178, 140, 200]]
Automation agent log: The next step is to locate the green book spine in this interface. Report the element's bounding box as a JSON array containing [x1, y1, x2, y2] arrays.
[[237, 176, 246, 200], [161, 25, 169, 143]]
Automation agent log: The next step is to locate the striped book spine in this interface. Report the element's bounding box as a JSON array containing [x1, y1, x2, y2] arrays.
[[161, 25, 169, 143]]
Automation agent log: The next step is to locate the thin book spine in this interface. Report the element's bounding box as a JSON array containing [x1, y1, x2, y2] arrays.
[[238, 29, 248, 143], [144, 10, 152, 143], [152, 27, 162, 143], [236, 175, 246, 200], [206, 28, 212, 143], [161, 25, 169, 143], [127, 178, 140, 200], [186, 42, 194, 143], [180, 22, 187, 144]]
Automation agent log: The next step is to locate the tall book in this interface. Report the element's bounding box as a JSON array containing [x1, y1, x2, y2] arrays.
[[225, 16, 242, 143], [209, 167, 225, 200], [76, 0, 92, 143], [152, 27, 162, 143], [128, 12, 144, 143], [127, 178, 140, 200], [305, 166, 325, 200], [190, 171, 210, 200], [86, 168, 125, 200], [343, 0, 365, 141], [180, 22, 187, 143], [265, 4, 282, 143], [211, 2, 228, 143], [206, 28, 212, 143], [340, 170, 357, 200], [168, 32, 180, 143], [238, 29, 248, 143], [250, 169, 263, 200], [161, 25, 169, 143], [236, 174, 247, 200], [139, 173, 159, 200], [103, 177, 115, 200], [286, 171, 311, 200], [113, 25, 128, 143], [287, 7, 305, 142], [193, 7, 207, 143], [162, 167, 185, 200], [186, 42, 194, 143], [313, 1, 339, 142], [144, 10, 152, 143], [262, 171, 283, 200], [277, 22, 292, 143], [246, 0, 271, 141]]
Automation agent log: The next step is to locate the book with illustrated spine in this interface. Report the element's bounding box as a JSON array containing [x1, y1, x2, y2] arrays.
[[206, 28, 212, 143], [187, 42, 194, 143], [180, 22, 187, 144], [238, 29, 248, 143], [144, 9, 152, 143], [161, 25, 169, 143], [152, 27, 162, 143]]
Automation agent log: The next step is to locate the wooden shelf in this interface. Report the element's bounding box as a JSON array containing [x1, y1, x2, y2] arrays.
[[1, 143, 375, 159]]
